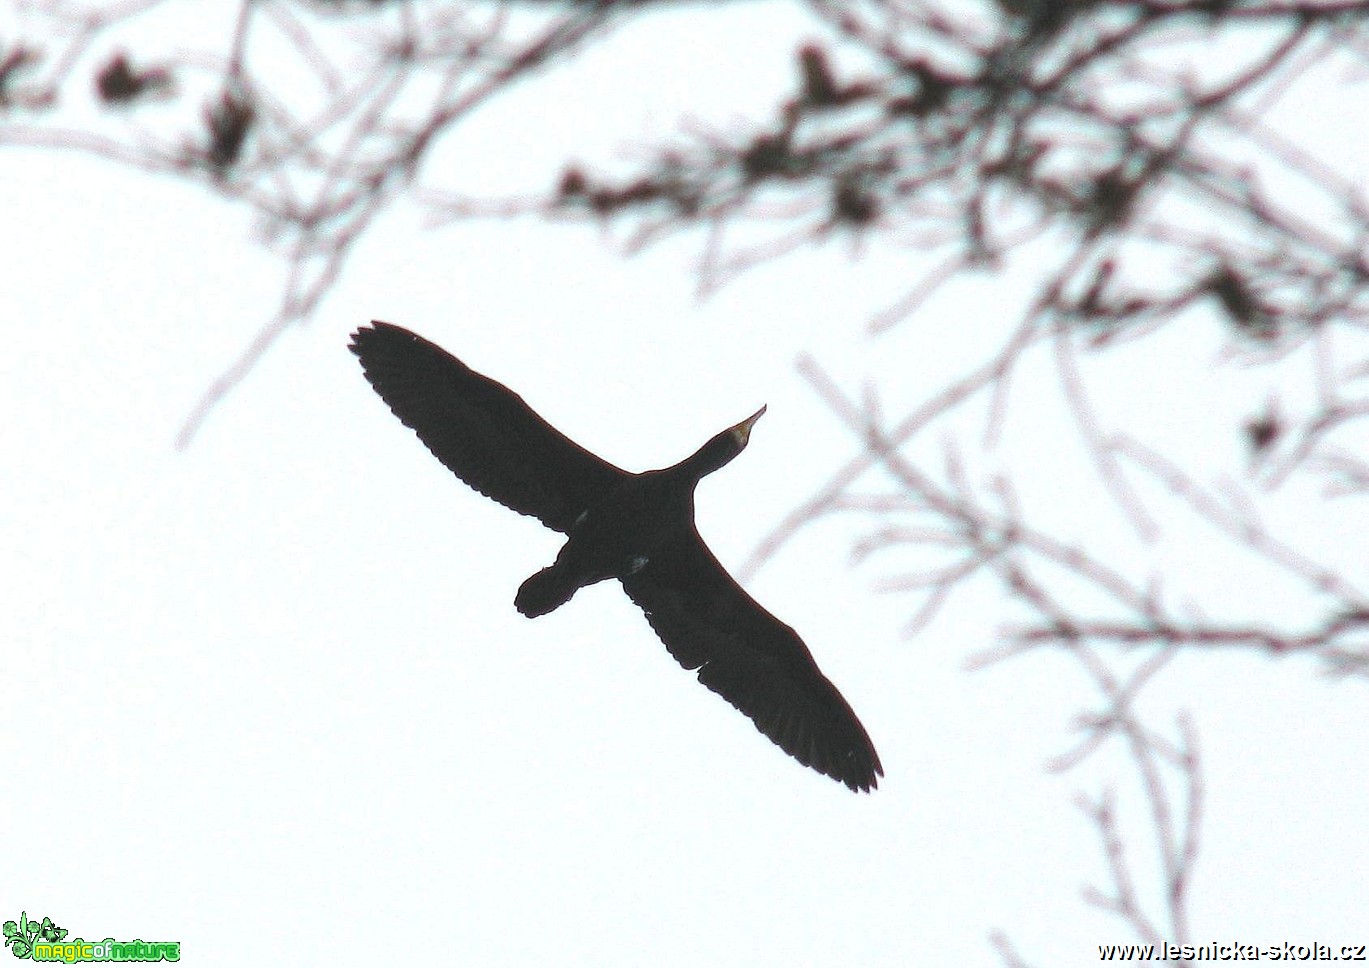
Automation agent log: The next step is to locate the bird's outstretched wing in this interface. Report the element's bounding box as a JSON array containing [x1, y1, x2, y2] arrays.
[[350, 321, 628, 532], [621, 532, 883, 792]]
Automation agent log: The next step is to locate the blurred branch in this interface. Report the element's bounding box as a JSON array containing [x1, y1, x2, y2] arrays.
[[429, 0, 1369, 500], [4, 0, 618, 443], [11, 0, 1369, 958]]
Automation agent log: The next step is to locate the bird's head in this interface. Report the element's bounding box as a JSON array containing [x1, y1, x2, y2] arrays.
[[729, 404, 767, 450], [686, 405, 767, 480]]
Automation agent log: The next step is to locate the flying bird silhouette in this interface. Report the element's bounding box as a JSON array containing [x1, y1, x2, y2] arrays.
[[349, 321, 882, 792]]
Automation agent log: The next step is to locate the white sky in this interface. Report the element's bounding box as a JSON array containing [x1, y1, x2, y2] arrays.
[[4, 3, 1368, 965]]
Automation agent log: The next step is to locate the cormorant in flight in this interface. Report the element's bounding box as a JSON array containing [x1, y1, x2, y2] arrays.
[[349, 321, 882, 792]]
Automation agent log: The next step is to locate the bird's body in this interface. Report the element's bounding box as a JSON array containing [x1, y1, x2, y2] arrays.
[[516, 437, 740, 617], [350, 321, 882, 792]]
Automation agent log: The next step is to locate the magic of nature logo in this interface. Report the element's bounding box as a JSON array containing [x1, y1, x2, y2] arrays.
[[3, 912, 179, 963]]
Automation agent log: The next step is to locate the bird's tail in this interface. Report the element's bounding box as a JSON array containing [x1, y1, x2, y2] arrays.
[[514, 566, 577, 618]]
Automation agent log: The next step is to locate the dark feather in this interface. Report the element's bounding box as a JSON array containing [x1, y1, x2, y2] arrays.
[[350, 322, 627, 532], [621, 530, 883, 792]]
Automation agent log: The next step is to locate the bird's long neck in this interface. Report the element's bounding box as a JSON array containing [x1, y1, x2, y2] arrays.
[[674, 433, 736, 484]]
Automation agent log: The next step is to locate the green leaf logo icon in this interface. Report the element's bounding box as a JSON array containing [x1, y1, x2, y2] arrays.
[[2, 912, 66, 960]]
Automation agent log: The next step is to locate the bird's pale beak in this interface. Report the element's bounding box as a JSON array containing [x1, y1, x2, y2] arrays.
[[732, 405, 767, 448]]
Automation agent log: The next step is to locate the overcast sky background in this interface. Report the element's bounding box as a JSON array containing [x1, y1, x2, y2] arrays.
[[4, 2, 1368, 965]]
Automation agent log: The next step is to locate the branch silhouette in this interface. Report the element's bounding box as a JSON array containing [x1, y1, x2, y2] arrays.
[[10, 0, 1369, 959]]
